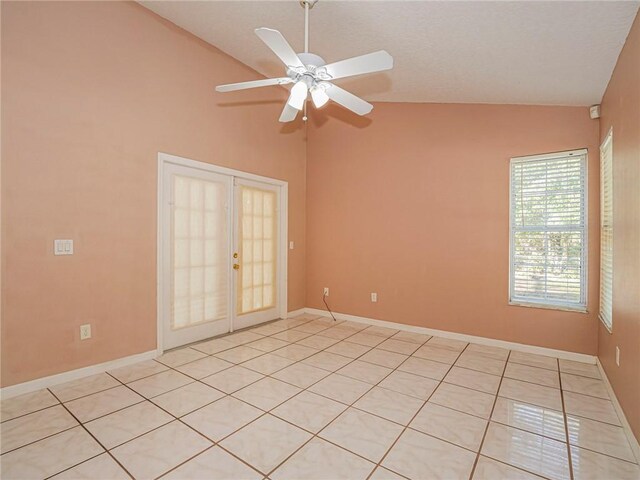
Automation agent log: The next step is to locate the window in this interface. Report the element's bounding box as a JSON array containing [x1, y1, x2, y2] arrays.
[[510, 150, 588, 311], [599, 130, 613, 330]]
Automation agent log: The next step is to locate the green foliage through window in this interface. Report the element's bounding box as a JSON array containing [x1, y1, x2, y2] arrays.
[[510, 152, 587, 309]]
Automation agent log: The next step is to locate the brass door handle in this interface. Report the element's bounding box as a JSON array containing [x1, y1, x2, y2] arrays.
[[233, 263, 240, 270]]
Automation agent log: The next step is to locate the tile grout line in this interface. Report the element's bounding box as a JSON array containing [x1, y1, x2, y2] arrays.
[[6, 318, 627, 479], [473, 457, 550, 480], [0, 319, 396, 478], [0, 403, 64, 426], [467, 349, 512, 480], [0, 398, 151, 457], [42, 451, 125, 480], [199, 328, 556, 478], [207, 323, 425, 477], [558, 358, 576, 480], [260, 332, 424, 478], [471, 357, 634, 457], [43, 388, 136, 480], [153, 444, 223, 480], [1, 378, 159, 456], [107, 370, 268, 479], [367, 342, 471, 479], [253, 325, 410, 477], [0, 320, 473, 421], [144, 334, 640, 478], [185, 322, 401, 477], [2, 323, 485, 479], [0, 422, 80, 458], [48, 383, 124, 406], [111, 318, 395, 478]]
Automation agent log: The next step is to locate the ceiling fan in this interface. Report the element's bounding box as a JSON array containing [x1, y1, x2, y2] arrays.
[[215, 0, 393, 123]]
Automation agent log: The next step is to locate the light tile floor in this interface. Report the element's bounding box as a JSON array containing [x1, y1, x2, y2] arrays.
[[2, 314, 639, 480]]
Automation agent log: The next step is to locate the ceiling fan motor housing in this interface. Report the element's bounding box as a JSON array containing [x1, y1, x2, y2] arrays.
[[287, 53, 330, 90], [214, 0, 393, 122]]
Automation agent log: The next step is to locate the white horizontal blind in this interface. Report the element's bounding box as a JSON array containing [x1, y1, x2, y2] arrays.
[[172, 175, 228, 330], [510, 150, 587, 310], [599, 133, 613, 330]]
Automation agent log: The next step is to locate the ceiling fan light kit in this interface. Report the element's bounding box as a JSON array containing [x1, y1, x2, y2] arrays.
[[215, 0, 393, 123]]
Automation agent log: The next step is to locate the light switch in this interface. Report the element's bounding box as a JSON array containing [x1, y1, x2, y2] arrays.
[[289, 241, 295, 250], [54, 240, 74, 255]]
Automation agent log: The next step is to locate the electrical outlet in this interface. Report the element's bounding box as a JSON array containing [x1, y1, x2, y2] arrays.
[[616, 346, 620, 366], [323, 287, 329, 297], [54, 239, 74, 255], [371, 292, 378, 302], [80, 324, 92, 340]]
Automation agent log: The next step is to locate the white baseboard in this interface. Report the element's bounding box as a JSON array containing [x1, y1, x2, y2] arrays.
[[307, 307, 640, 454], [1, 309, 310, 400], [596, 359, 640, 463], [286, 308, 306, 318], [304, 307, 597, 364], [0, 350, 157, 400], [305, 308, 640, 455], [0, 308, 600, 408]]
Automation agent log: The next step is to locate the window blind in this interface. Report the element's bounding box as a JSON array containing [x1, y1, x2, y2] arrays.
[[237, 186, 277, 314], [599, 133, 613, 330], [172, 175, 229, 330], [510, 150, 587, 310]]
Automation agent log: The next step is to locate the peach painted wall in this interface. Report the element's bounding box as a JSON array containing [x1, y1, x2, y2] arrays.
[[307, 103, 600, 354], [598, 11, 640, 441], [1, 2, 306, 386]]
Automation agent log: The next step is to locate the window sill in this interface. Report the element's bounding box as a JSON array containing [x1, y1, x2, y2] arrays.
[[509, 301, 588, 314]]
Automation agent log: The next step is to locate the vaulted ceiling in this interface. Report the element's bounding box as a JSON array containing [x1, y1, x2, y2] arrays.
[[140, 1, 639, 106]]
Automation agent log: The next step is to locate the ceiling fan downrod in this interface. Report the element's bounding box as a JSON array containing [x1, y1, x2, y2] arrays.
[[300, 0, 318, 120], [215, 0, 393, 123]]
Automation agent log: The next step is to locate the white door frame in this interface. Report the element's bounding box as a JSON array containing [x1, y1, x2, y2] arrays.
[[157, 152, 288, 355]]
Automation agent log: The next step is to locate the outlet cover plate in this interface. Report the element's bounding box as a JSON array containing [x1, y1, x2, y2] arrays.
[[80, 324, 92, 340], [54, 239, 74, 255]]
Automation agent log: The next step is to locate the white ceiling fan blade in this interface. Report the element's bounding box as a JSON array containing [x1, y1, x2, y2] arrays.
[[255, 28, 304, 69], [279, 102, 299, 123], [216, 77, 293, 92], [323, 50, 393, 80], [325, 84, 373, 116]]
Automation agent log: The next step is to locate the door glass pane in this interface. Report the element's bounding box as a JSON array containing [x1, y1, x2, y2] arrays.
[[172, 175, 228, 330], [238, 186, 277, 314]]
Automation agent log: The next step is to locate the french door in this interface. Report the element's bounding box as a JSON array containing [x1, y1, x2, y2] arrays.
[[233, 179, 281, 330], [159, 156, 284, 351]]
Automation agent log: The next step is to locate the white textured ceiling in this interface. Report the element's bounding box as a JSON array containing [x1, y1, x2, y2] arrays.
[[140, 1, 639, 106]]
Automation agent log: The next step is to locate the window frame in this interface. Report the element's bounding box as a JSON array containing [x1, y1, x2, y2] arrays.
[[508, 149, 589, 312], [599, 129, 613, 332]]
